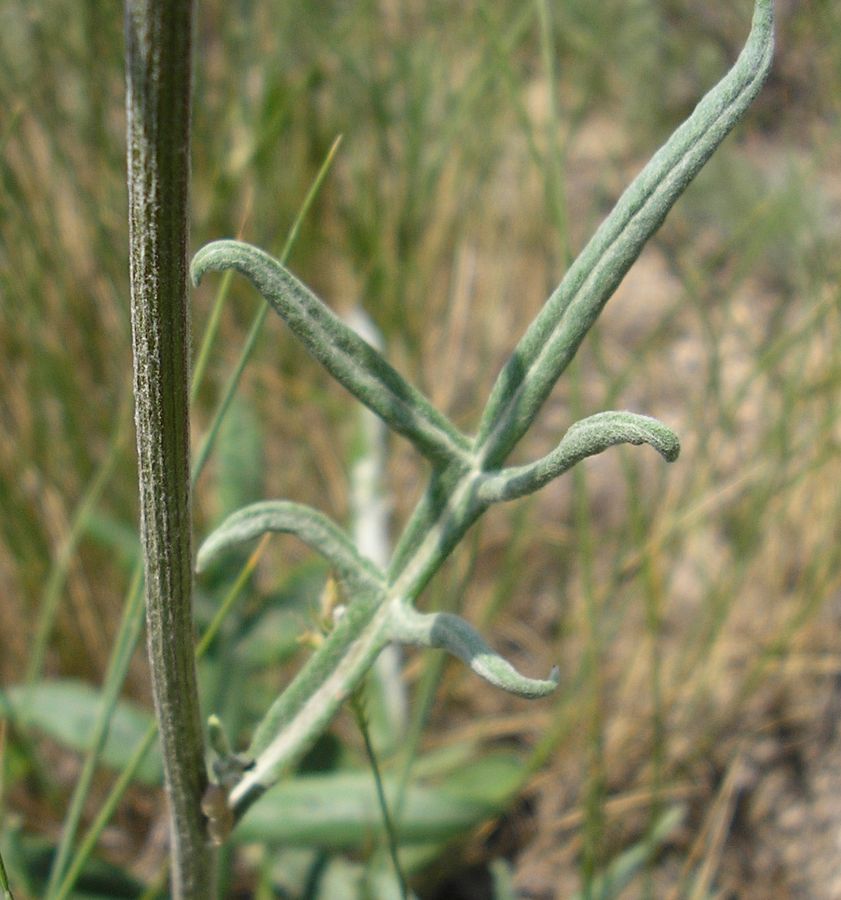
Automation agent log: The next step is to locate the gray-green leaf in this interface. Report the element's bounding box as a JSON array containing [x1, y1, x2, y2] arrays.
[[191, 241, 471, 466]]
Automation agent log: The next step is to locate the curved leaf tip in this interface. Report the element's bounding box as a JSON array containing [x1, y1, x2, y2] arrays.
[[388, 603, 561, 699], [190, 240, 239, 288], [196, 501, 385, 595], [479, 411, 680, 504]]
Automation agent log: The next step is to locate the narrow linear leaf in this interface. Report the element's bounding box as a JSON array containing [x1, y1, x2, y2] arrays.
[[388, 602, 559, 699], [476, 0, 774, 465], [348, 693, 408, 899], [196, 500, 385, 593], [191, 241, 471, 466], [479, 411, 680, 503]]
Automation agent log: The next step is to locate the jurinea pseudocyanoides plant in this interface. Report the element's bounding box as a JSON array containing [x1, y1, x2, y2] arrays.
[[193, 0, 774, 822]]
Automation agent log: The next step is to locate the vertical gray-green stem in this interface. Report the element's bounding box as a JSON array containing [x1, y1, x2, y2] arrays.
[[125, 1, 211, 896]]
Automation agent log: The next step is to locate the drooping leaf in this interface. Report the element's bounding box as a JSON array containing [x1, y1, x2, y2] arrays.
[[191, 240, 471, 466]]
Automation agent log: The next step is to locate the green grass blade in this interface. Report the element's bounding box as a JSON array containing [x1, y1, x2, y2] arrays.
[[26, 392, 133, 685], [52, 721, 158, 900], [0, 844, 13, 900], [190, 269, 234, 406], [43, 563, 145, 898], [191, 135, 344, 483], [52, 537, 269, 900], [571, 806, 686, 900], [349, 694, 408, 900]]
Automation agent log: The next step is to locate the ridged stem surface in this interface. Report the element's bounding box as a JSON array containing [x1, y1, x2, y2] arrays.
[[125, 1, 211, 895]]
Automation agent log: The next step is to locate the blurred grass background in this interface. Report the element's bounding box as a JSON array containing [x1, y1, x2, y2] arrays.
[[1, 0, 840, 896]]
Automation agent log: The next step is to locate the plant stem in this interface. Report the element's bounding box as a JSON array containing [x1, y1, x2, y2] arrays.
[[349, 693, 408, 899], [125, 1, 212, 896]]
